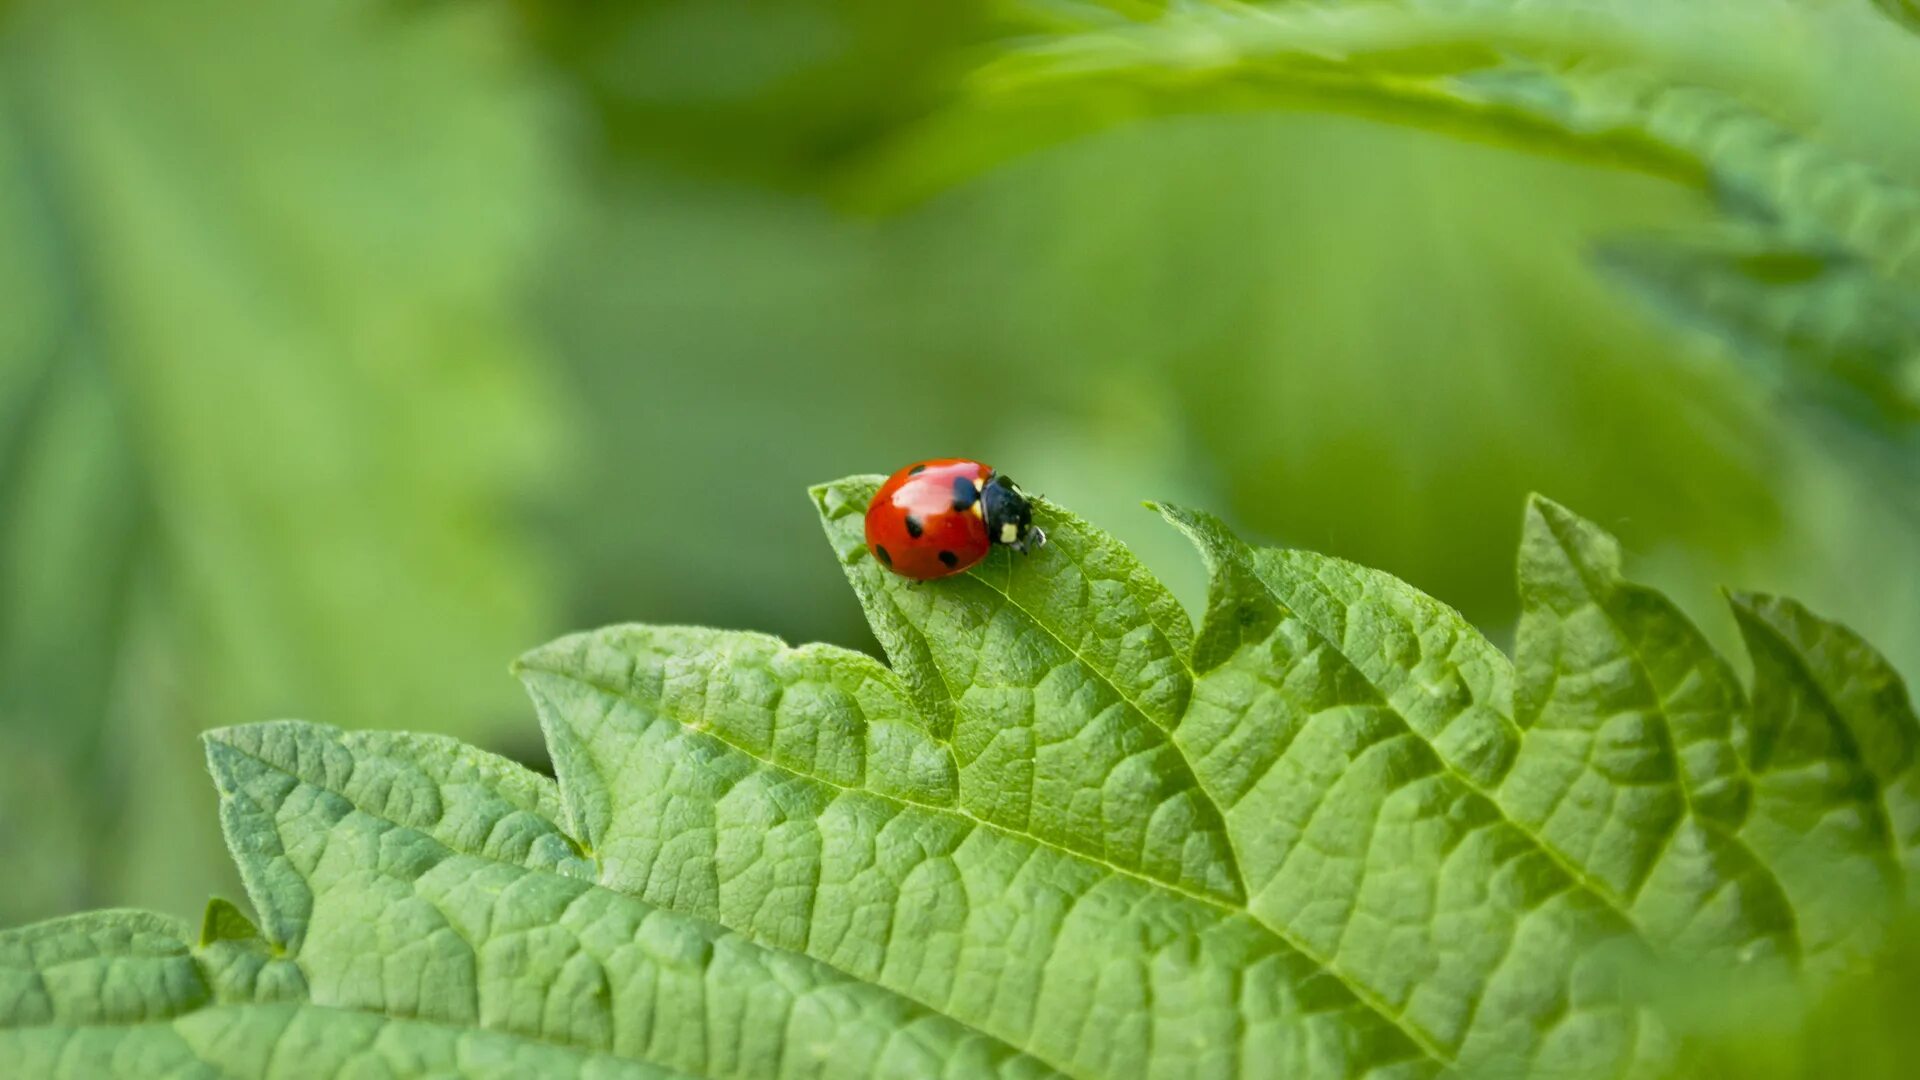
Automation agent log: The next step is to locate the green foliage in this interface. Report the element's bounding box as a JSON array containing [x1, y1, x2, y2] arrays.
[[0, 0, 559, 924], [1596, 228, 1920, 431], [848, 0, 1920, 450], [6, 481, 1915, 1077], [7, 6, 1918, 1054]]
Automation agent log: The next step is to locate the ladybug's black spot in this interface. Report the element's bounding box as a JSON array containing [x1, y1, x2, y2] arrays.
[[875, 545, 892, 567], [909, 464, 926, 474], [950, 475, 978, 512], [938, 550, 959, 568], [904, 514, 924, 538]]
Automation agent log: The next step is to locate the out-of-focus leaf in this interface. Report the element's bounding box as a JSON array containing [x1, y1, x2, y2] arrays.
[[1597, 229, 1920, 430], [0, 356, 141, 928], [0, 95, 147, 925], [1515, 68, 1920, 286], [0, 0, 560, 925], [511, 0, 996, 187], [1643, 915, 1920, 1080], [872, 1, 1920, 261], [845, 3, 1717, 209], [831, 0, 1920, 331], [1086, 118, 1782, 638], [1875, 0, 1920, 35]]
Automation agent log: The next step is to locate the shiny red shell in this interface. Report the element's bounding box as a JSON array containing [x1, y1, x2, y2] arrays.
[[864, 459, 995, 581]]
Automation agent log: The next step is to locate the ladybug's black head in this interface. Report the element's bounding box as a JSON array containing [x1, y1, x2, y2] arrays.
[[981, 473, 1046, 553]]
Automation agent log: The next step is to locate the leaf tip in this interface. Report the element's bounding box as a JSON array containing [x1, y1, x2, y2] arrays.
[[1725, 590, 1880, 679], [199, 725, 249, 781], [1725, 590, 1864, 653], [1150, 500, 1207, 532], [1724, 589, 1780, 632], [1521, 492, 1579, 530], [808, 474, 884, 520], [198, 897, 260, 948], [514, 629, 604, 688], [1154, 503, 1248, 566], [199, 725, 241, 749], [1518, 493, 1629, 586]]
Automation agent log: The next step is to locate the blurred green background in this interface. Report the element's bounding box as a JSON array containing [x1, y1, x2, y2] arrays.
[[2, 0, 1917, 936]]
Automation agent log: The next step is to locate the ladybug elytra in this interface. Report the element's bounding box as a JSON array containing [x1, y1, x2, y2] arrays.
[[864, 459, 1046, 581]]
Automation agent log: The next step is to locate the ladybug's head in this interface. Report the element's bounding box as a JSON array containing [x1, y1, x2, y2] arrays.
[[981, 473, 1046, 554]]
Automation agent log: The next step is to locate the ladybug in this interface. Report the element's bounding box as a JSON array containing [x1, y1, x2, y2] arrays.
[[864, 458, 1046, 581]]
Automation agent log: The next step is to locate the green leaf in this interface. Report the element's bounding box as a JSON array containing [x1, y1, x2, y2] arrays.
[[1596, 229, 1920, 430], [0, 911, 688, 1078], [846, 3, 1712, 209], [11, 481, 1919, 1076], [845, 1, 1920, 467], [0, 724, 1053, 1078]]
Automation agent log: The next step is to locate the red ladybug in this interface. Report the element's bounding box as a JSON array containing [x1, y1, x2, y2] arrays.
[[864, 458, 1046, 581]]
